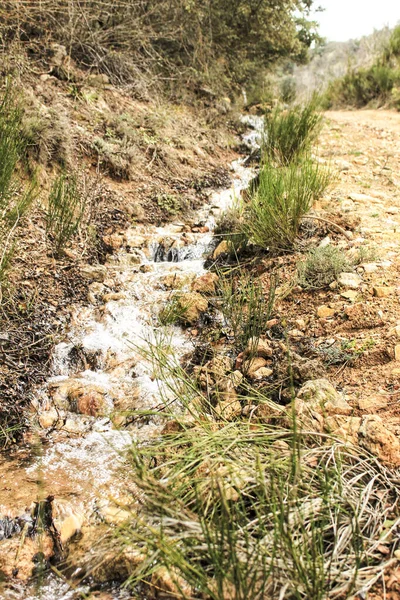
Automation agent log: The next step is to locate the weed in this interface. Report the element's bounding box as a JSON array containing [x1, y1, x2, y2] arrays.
[[217, 270, 275, 350], [297, 245, 351, 289], [156, 193, 181, 216], [243, 160, 331, 252], [158, 295, 189, 326], [263, 97, 322, 165], [214, 199, 248, 253], [45, 172, 85, 257], [352, 244, 378, 265]]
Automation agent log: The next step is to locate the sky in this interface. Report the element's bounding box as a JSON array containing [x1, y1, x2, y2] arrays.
[[312, 0, 400, 42]]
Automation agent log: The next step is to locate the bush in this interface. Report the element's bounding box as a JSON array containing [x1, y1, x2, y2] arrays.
[[297, 246, 351, 289], [263, 97, 322, 165], [45, 172, 85, 257], [243, 161, 331, 252]]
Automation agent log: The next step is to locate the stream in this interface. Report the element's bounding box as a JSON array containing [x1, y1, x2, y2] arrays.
[[0, 118, 262, 599]]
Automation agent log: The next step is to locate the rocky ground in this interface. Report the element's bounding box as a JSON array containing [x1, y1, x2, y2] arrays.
[[2, 108, 400, 598]]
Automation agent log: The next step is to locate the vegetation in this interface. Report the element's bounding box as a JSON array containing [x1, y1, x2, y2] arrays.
[[0, 84, 36, 298], [324, 25, 400, 109], [0, 1, 320, 93], [263, 97, 323, 165], [218, 270, 275, 350], [297, 246, 351, 289], [45, 172, 85, 257], [243, 160, 331, 252]]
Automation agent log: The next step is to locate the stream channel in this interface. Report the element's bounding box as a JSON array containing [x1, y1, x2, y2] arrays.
[[0, 117, 263, 599]]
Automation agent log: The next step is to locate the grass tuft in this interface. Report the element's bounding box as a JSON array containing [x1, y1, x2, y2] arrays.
[[263, 97, 323, 165], [243, 160, 331, 253]]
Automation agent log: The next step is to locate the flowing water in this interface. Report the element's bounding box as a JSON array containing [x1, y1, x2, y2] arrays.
[[0, 119, 261, 599]]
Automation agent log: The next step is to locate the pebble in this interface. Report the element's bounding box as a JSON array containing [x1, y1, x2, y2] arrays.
[[337, 272, 362, 289], [373, 286, 394, 298], [317, 305, 335, 318]]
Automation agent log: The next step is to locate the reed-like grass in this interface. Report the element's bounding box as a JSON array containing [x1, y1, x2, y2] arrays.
[[46, 172, 85, 257], [243, 160, 331, 253], [263, 97, 323, 166]]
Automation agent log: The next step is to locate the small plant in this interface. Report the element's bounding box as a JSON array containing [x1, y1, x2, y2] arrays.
[[158, 295, 189, 326], [45, 172, 85, 257], [243, 160, 331, 252], [218, 270, 275, 350], [156, 193, 181, 216], [214, 199, 248, 253], [263, 97, 322, 165], [297, 246, 351, 289], [0, 82, 36, 297]]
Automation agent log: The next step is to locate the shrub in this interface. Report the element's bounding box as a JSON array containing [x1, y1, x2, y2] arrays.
[[297, 246, 351, 289], [45, 172, 85, 257], [263, 97, 322, 165], [243, 161, 331, 252], [214, 200, 248, 254]]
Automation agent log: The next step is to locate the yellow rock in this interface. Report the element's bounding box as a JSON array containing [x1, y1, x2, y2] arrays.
[[317, 305, 335, 318], [373, 286, 394, 298]]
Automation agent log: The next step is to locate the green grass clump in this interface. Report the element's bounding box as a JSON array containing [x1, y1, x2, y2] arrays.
[[45, 172, 85, 257], [263, 97, 322, 165], [217, 270, 275, 350], [243, 161, 331, 252], [0, 83, 36, 296], [297, 245, 351, 289]]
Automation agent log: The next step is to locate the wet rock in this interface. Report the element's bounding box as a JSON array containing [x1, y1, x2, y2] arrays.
[[81, 264, 107, 282], [53, 500, 85, 545], [191, 272, 219, 294], [373, 286, 394, 298], [102, 292, 125, 302], [337, 272, 361, 289], [176, 292, 208, 325], [0, 536, 54, 581], [160, 273, 191, 290], [359, 415, 400, 465], [49, 379, 109, 416], [213, 240, 229, 258], [124, 230, 146, 248], [317, 305, 335, 319], [39, 408, 59, 429]]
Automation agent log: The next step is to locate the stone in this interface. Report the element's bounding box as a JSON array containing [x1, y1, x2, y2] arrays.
[[244, 337, 273, 359], [151, 567, 192, 598], [251, 367, 273, 380], [244, 357, 268, 378], [161, 273, 189, 289], [358, 396, 388, 411], [103, 292, 125, 302], [359, 415, 400, 465], [124, 230, 146, 248], [326, 415, 361, 445], [373, 286, 394, 298], [102, 233, 124, 250], [213, 240, 229, 259], [266, 319, 279, 328], [319, 236, 331, 248], [289, 329, 304, 338], [340, 199, 355, 212], [81, 264, 107, 282], [390, 325, 400, 339], [337, 272, 362, 289], [215, 399, 242, 420], [191, 272, 219, 294], [295, 379, 352, 432], [361, 263, 378, 273], [341, 290, 358, 301], [386, 206, 399, 215], [335, 159, 351, 171], [349, 193, 376, 202], [39, 408, 59, 429], [292, 356, 326, 383], [176, 292, 208, 325], [395, 345, 400, 362], [317, 305, 335, 318], [53, 500, 85, 545]]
